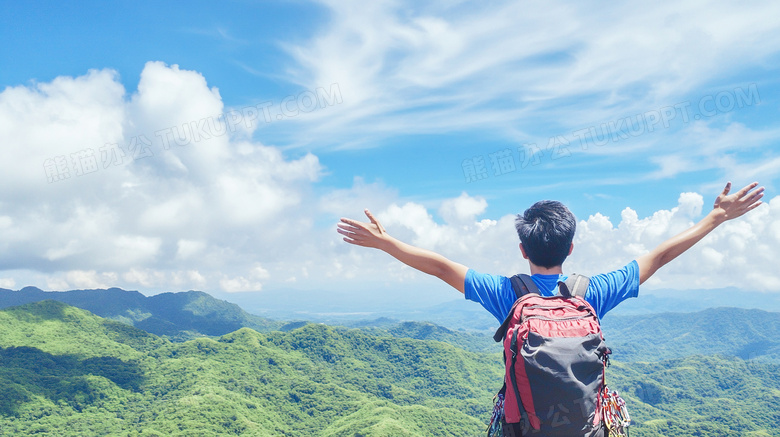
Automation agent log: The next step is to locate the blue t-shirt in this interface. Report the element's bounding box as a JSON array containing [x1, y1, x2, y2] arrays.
[[464, 260, 640, 322]]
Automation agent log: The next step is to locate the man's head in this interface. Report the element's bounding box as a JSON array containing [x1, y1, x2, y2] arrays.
[[515, 200, 576, 268]]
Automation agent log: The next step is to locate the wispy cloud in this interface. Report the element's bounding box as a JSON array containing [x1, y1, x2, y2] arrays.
[[280, 0, 780, 151], [2, 1, 778, 299], [179, 25, 250, 46], [648, 121, 780, 180]]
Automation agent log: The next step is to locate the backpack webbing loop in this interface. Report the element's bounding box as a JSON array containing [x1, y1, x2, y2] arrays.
[[509, 274, 539, 299], [559, 273, 590, 298]]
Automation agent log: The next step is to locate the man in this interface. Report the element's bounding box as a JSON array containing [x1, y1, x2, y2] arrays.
[[337, 182, 764, 322]]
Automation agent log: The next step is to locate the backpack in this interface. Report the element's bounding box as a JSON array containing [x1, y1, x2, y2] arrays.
[[488, 273, 626, 437]]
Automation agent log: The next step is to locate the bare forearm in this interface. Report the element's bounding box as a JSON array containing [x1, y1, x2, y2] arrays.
[[378, 236, 468, 293], [381, 237, 447, 275], [636, 181, 764, 285], [637, 210, 724, 284], [338, 210, 469, 293], [656, 211, 724, 262]]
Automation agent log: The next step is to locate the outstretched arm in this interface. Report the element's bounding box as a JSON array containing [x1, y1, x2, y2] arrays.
[[337, 209, 469, 293], [636, 181, 764, 285]]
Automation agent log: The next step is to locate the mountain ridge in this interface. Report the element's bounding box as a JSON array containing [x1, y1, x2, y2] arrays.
[[602, 306, 780, 362], [222, 286, 780, 332], [0, 287, 281, 340], [2, 300, 780, 436], [5, 287, 780, 363]]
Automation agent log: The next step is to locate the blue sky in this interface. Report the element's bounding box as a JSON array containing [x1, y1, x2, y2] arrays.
[[1, 0, 779, 309]]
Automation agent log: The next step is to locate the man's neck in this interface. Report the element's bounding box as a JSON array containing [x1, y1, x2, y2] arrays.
[[529, 263, 564, 276]]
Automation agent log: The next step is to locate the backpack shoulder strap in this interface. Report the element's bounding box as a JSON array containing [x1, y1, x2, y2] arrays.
[[558, 273, 590, 298], [509, 274, 540, 299], [494, 274, 539, 343]]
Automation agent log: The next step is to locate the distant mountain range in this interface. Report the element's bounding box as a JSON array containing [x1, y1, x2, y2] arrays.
[[0, 286, 281, 340], [0, 300, 499, 436], [6, 284, 778, 339], [605, 286, 780, 315], [2, 300, 780, 436], [602, 307, 780, 362], [217, 285, 780, 331], [3, 286, 780, 365]]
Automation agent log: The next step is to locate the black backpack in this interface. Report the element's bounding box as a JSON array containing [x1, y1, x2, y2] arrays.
[[487, 274, 629, 437]]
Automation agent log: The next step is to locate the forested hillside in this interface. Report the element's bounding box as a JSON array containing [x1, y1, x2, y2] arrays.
[[0, 301, 499, 436], [1, 300, 779, 436], [0, 287, 281, 340], [601, 307, 780, 362]]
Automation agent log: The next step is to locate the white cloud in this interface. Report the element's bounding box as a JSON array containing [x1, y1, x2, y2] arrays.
[[284, 0, 780, 149], [571, 193, 707, 274], [122, 268, 167, 288], [171, 270, 208, 290], [278, 0, 780, 208], [176, 239, 207, 260], [335, 196, 524, 281], [250, 264, 270, 280], [139, 191, 205, 232], [0, 277, 15, 289], [115, 235, 163, 264], [1, 29, 777, 302], [48, 270, 119, 290], [187, 270, 207, 287], [220, 275, 263, 293], [45, 277, 70, 291], [318, 177, 399, 221], [647, 121, 780, 180], [439, 192, 487, 225], [0, 69, 126, 191], [334, 191, 780, 292], [569, 193, 780, 291], [0, 62, 324, 293]]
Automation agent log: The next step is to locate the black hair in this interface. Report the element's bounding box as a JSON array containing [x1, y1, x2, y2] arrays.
[[514, 200, 576, 268]]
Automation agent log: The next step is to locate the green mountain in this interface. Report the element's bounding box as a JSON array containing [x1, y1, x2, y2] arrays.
[[601, 307, 780, 362], [360, 307, 780, 359], [232, 294, 501, 333], [0, 300, 166, 358], [608, 287, 780, 315], [2, 301, 780, 436], [362, 320, 497, 353], [222, 287, 780, 330], [0, 287, 281, 340], [0, 301, 500, 436], [7, 286, 780, 364], [608, 355, 780, 437]]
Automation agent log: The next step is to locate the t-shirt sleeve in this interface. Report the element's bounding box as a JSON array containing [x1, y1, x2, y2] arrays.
[[585, 260, 640, 319], [464, 269, 516, 322]]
